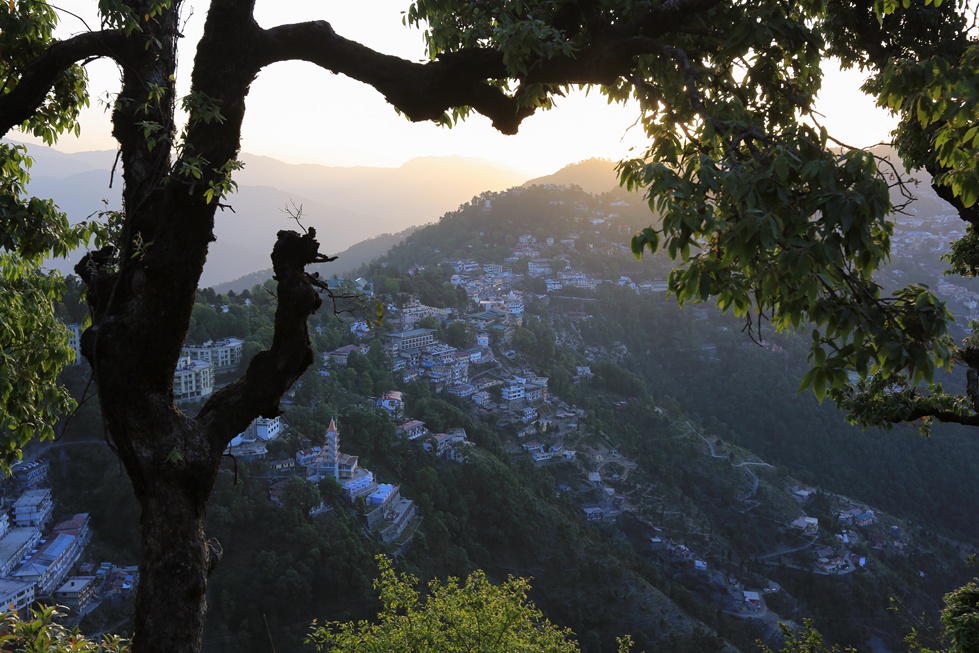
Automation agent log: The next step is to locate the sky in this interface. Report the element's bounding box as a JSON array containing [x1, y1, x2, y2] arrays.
[[17, 0, 899, 178]]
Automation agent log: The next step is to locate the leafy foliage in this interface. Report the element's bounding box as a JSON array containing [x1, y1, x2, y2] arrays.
[[0, 605, 129, 652], [0, 143, 105, 471], [307, 556, 580, 653]]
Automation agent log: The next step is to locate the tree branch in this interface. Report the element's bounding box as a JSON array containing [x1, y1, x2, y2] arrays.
[[195, 228, 329, 448], [252, 18, 717, 135], [255, 22, 532, 133], [0, 30, 127, 135]]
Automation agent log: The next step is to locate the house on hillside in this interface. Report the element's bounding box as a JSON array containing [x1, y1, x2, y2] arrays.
[[324, 344, 363, 367], [398, 420, 429, 441], [376, 390, 404, 419]]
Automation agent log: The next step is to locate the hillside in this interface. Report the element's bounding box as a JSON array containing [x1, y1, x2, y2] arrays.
[[523, 157, 623, 194], [48, 168, 978, 653]]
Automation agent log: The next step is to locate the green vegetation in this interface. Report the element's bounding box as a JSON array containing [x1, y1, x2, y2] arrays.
[[308, 557, 580, 653], [0, 606, 128, 653]]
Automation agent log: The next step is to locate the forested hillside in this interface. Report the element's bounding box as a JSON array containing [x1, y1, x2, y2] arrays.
[[50, 184, 977, 653]]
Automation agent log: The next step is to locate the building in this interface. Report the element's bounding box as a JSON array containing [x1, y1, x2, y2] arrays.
[[324, 344, 364, 367], [398, 420, 428, 440], [11, 459, 49, 491], [295, 447, 322, 468], [386, 328, 436, 353], [53, 513, 91, 547], [307, 419, 342, 481], [66, 323, 83, 365], [53, 576, 98, 612], [0, 578, 36, 614], [235, 416, 285, 443], [502, 384, 525, 402], [0, 527, 42, 576], [173, 356, 214, 402], [11, 531, 85, 596], [13, 489, 54, 529], [790, 516, 819, 535], [378, 498, 417, 543], [341, 469, 376, 501], [337, 453, 359, 480], [181, 337, 244, 372], [376, 390, 404, 418], [527, 259, 553, 277]]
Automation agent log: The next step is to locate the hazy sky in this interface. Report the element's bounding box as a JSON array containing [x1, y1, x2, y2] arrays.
[[19, 0, 898, 177]]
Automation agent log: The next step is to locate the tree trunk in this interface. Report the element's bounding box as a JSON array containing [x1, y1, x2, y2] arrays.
[[132, 465, 220, 653]]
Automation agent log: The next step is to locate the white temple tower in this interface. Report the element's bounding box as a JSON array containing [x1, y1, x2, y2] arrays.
[[324, 418, 339, 480]]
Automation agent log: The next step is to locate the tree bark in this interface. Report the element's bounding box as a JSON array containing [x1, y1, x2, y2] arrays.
[[131, 448, 221, 653]]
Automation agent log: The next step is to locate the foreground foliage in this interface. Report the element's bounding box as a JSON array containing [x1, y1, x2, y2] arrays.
[[0, 606, 128, 652], [307, 557, 580, 653]]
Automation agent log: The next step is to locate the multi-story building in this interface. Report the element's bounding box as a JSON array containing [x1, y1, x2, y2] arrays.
[[376, 391, 404, 418], [11, 529, 85, 596], [13, 489, 54, 529], [341, 469, 376, 501], [0, 578, 36, 614], [181, 337, 244, 372], [386, 328, 436, 353], [53, 575, 98, 612], [502, 384, 525, 402], [11, 459, 49, 491], [233, 416, 284, 444], [173, 356, 214, 402], [378, 498, 417, 544], [0, 527, 41, 576], [398, 420, 428, 440]]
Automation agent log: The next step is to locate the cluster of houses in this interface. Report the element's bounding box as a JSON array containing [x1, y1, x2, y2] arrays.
[[0, 460, 125, 616], [779, 488, 918, 575], [374, 390, 475, 463]]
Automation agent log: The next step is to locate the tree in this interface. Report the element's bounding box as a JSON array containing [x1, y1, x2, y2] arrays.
[[445, 319, 476, 349], [0, 606, 129, 653], [618, 1, 979, 431], [1, 1, 977, 652], [306, 556, 580, 653]]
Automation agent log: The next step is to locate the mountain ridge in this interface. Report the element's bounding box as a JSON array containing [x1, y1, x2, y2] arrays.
[[8, 140, 537, 286]]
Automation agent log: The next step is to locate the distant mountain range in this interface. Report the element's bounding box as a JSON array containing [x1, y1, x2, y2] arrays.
[[10, 140, 952, 289], [212, 228, 417, 294], [12, 142, 558, 286]]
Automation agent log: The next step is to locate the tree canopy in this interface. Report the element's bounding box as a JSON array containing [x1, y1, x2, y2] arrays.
[[307, 556, 581, 653], [1, 0, 978, 652]]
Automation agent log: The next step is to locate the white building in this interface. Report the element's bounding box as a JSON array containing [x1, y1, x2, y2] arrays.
[[11, 532, 80, 596], [235, 416, 285, 443], [376, 390, 404, 417], [11, 459, 49, 490], [181, 337, 244, 372], [0, 578, 36, 613], [502, 384, 525, 401], [341, 469, 376, 500], [173, 356, 214, 402], [0, 527, 41, 576], [13, 489, 54, 529]]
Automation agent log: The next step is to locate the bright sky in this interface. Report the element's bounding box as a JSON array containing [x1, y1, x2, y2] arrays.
[[21, 0, 898, 178]]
